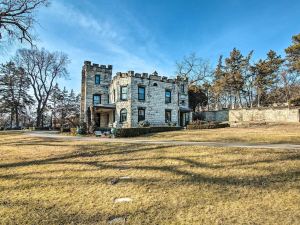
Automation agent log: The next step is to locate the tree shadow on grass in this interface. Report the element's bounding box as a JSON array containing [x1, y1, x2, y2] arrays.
[[1, 142, 299, 189], [0, 144, 173, 169], [0, 198, 107, 224]]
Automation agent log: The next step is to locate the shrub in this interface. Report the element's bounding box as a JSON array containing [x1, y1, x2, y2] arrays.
[[167, 121, 177, 127], [289, 97, 300, 106], [149, 126, 181, 133], [70, 128, 77, 136], [139, 120, 150, 127], [115, 126, 182, 137], [187, 121, 229, 129], [60, 127, 70, 133], [115, 127, 150, 137], [77, 122, 87, 135]]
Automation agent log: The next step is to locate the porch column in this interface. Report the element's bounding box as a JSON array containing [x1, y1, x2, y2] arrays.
[[90, 106, 96, 132]]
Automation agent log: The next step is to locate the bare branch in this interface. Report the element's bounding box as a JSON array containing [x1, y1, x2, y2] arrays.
[[0, 0, 49, 46]]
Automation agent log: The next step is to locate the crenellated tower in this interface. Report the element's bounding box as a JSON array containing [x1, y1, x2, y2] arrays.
[[80, 61, 113, 123]]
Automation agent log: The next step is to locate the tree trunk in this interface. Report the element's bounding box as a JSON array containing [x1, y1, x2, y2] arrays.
[[36, 107, 42, 128], [10, 110, 13, 128], [15, 106, 19, 127], [257, 91, 261, 108]]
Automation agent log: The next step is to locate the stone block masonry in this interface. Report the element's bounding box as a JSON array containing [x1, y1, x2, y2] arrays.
[[229, 107, 300, 123], [80, 61, 192, 129]]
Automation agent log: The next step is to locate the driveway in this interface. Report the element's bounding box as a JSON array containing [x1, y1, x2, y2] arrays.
[[25, 131, 300, 150]]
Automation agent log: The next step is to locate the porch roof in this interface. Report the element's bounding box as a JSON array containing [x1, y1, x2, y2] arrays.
[[93, 104, 115, 109], [179, 107, 192, 112]]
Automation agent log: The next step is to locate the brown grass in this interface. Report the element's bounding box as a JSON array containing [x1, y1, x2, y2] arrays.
[[139, 123, 300, 144], [0, 132, 299, 224]]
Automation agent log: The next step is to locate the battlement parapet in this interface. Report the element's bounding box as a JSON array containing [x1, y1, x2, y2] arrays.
[[83, 61, 113, 71]]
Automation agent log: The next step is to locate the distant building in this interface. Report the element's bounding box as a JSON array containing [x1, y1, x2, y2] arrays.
[[80, 61, 192, 128]]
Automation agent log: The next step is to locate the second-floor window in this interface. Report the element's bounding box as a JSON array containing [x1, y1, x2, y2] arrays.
[[95, 74, 101, 85], [93, 94, 101, 105], [181, 84, 185, 92], [120, 86, 128, 100], [165, 90, 171, 104], [138, 86, 145, 101]]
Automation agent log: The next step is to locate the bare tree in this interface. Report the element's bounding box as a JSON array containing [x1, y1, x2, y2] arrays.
[[15, 48, 69, 128], [0, 0, 48, 45], [176, 53, 213, 86]]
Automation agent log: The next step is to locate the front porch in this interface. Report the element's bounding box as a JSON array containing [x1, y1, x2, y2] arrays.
[[88, 104, 116, 129], [179, 107, 192, 127]]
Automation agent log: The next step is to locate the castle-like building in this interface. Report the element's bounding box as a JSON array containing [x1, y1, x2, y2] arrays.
[[80, 61, 192, 129]]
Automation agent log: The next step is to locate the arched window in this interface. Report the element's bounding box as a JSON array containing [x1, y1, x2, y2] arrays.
[[153, 83, 158, 86], [120, 108, 127, 122]]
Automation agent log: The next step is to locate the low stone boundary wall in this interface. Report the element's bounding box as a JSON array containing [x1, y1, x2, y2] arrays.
[[229, 108, 300, 123]]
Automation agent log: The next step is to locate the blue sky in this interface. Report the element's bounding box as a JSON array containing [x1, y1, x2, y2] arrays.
[[1, 0, 300, 92]]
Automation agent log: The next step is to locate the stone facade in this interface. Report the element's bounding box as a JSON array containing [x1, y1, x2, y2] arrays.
[[80, 61, 192, 129]]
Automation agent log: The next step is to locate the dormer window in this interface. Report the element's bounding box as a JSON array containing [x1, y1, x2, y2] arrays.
[[95, 74, 101, 85]]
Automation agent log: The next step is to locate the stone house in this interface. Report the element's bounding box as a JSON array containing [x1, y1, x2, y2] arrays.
[[80, 61, 192, 129]]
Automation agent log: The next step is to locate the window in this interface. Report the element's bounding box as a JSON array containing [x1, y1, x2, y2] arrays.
[[138, 108, 145, 122], [93, 94, 101, 105], [181, 84, 185, 92], [165, 109, 171, 123], [113, 89, 116, 102], [153, 83, 158, 86], [107, 94, 110, 104], [113, 110, 116, 122], [120, 86, 128, 100], [95, 74, 101, 85], [138, 86, 145, 101], [120, 108, 127, 122], [165, 90, 171, 103]]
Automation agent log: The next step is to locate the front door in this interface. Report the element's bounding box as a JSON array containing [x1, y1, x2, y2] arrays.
[[180, 112, 184, 127], [180, 112, 189, 127], [95, 113, 101, 127]]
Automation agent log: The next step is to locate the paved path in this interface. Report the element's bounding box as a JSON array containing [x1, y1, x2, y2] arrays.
[[25, 131, 300, 150]]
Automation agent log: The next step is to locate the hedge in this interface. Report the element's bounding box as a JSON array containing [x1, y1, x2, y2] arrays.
[[187, 122, 229, 130], [115, 126, 182, 137]]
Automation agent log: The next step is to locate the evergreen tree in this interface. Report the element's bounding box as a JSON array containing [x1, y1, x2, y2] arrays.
[[224, 48, 245, 108], [212, 55, 226, 109], [0, 61, 34, 128], [285, 33, 300, 74], [252, 50, 284, 107]]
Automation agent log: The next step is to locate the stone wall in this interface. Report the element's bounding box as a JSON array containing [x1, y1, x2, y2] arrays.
[[229, 108, 300, 123], [201, 110, 229, 122]]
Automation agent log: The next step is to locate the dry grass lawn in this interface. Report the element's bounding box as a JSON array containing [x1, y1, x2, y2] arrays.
[[0, 132, 299, 224], [140, 123, 300, 144]]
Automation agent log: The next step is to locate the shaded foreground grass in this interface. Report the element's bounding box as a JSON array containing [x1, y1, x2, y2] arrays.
[[140, 123, 300, 144], [0, 133, 299, 224]]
